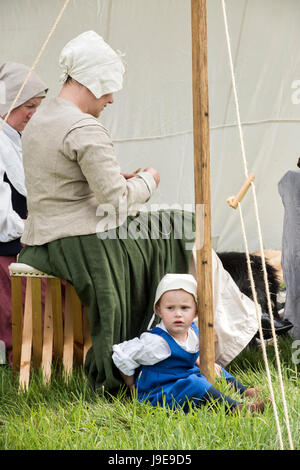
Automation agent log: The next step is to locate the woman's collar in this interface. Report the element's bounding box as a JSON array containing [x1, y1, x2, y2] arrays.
[[0, 117, 22, 145]]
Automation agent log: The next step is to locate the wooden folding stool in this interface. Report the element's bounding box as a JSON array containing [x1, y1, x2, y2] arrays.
[[9, 263, 92, 391]]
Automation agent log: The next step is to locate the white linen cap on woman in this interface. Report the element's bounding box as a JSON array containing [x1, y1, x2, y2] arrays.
[[59, 30, 125, 99], [0, 62, 48, 116]]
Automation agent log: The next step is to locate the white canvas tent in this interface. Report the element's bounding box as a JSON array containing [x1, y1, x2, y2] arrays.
[[1, 0, 299, 252]]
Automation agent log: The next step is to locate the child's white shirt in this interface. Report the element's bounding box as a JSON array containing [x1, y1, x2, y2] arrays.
[[112, 321, 199, 376]]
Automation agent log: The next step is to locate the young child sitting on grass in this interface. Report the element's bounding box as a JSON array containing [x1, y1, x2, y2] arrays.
[[112, 273, 266, 414]]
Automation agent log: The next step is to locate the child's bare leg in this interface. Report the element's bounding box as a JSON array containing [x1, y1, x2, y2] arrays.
[[243, 387, 262, 398], [234, 400, 266, 414]]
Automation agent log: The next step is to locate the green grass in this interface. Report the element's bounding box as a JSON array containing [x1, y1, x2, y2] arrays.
[[0, 336, 299, 450]]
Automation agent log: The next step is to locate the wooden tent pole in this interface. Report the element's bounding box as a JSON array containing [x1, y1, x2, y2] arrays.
[[191, 0, 215, 383]]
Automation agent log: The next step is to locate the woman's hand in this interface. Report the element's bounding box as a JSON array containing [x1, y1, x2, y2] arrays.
[[195, 358, 222, 378], [144, 167, 160, 187], [121, 167, 160, 187]]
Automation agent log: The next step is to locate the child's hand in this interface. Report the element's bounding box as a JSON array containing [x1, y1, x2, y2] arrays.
[[214, 363, 222, 377], [120, 372, 135, 392], [195, 359, 222, 378]]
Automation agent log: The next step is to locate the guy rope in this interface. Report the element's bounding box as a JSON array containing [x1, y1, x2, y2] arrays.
[[0, 0, 71, 135], [221, 0, 294, 450]]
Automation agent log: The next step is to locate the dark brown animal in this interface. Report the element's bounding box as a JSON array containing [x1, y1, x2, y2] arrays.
[[217, 251, 281, 317]]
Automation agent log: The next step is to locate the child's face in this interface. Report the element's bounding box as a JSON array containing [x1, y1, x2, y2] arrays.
[[155, 289, 197, 341]]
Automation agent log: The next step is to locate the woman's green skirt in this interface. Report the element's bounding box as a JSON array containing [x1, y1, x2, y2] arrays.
[[18, 210, 195, 392]]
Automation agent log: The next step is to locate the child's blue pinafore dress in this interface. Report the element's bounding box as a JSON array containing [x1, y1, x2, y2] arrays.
[[135, 322, 234, 410]]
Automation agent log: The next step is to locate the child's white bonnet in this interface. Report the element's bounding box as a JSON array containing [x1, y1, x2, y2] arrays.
[[147, 274, 198, 330], [154, 273, 198, 310]]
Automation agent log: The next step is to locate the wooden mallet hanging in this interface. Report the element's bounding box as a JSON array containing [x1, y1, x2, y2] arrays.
[[227, 173, 255, 209]]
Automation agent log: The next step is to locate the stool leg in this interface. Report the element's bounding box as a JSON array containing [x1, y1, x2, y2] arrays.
[[19, 278, 33, 391], [63, 282, 74, 383], [51, 278, 63, 363], [83, 307, 92, 363], [11, 276, 23, 373], [31, 278, 42, 371], [72, 286, 84, 367], [42, 280, 53, 385]]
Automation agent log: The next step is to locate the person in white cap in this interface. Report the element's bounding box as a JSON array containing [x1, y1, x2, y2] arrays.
[[19, 31, 259, 393], [18, 31, 185, 391], [112, 273, 265, 414], [0, 62, 48, 255], [21, 30, 159, 249], [0, 62, 47, 364]]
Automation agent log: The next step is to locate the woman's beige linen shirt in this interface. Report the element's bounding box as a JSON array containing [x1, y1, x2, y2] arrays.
[[21, 97, 156, 245]]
